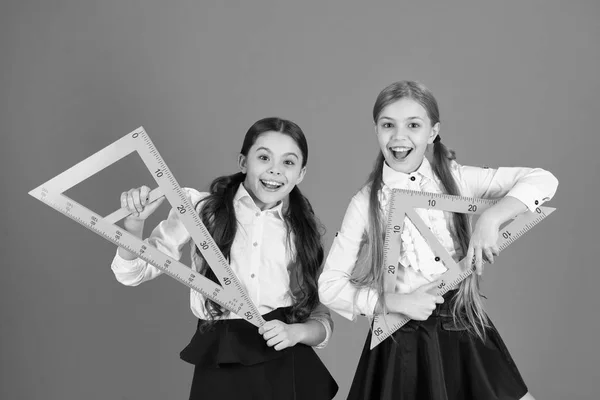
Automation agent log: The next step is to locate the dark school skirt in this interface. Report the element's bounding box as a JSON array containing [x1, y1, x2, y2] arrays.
[[347, 290, 528, 400], [180, 307, 338, 400]]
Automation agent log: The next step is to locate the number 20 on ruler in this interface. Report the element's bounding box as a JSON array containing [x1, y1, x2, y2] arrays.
[[28, 127, 266, 326]]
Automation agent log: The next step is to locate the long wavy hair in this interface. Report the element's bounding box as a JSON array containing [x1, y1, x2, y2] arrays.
[[193, 117, 324, 330], [351, 81, 489, 339]]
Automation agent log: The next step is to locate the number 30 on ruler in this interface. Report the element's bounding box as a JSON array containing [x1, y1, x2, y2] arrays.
[[28, 127, 266, 327]]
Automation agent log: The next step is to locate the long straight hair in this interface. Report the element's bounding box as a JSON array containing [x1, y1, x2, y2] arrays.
[[193, 117, 324, 330], [351, 81, 489, 339]]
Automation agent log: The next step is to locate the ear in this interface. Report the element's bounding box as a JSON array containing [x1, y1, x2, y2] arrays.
[[238, 154, 247, 174], [296, 166, 307, 185], [427, 122, 440, 144]]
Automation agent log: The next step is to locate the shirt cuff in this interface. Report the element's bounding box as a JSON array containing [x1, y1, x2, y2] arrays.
[[506, 184, 549, 213], [111, 250, 145, 272], [308, 316, 333, 349], [355, 287, 380, 318]]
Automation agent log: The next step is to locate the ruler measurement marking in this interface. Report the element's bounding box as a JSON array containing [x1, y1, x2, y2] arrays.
[[370, 188, 555, 348], [30, 128, 265, 326], [44, 194, 230, 302]]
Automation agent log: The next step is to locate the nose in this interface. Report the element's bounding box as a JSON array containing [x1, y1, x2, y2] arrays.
[[390, 127, 406, 140], [268, 167, 282, 176]]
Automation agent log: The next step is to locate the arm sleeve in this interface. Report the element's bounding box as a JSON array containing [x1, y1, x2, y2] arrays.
[[318, 190, 381, 321], [456, 163, 558, 211], [111, 188, 208, 286]]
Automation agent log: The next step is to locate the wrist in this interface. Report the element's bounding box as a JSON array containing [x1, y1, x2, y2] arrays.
[[479, 210, 502, 229], [384, 292, 405, 314], [117, 246, 138, 261], [290, 323, 307, 344], [124, 218, 145, 234], [480, 196, 528, 228]]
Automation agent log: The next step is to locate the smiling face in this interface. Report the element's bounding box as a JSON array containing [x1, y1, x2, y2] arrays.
[[375, 98, 440, 174], [238, 131, 306, 210]]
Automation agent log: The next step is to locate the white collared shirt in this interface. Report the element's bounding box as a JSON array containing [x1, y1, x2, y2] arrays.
[[318, 158, 559, 321], [111, 184, 332, 348]]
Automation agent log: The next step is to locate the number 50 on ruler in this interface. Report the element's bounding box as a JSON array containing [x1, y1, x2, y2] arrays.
[[28, 127, 265, 326], [370, 188, 555, 349]]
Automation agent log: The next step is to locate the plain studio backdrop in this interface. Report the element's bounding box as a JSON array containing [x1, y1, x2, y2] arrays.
[[1, 1, 599, 399]]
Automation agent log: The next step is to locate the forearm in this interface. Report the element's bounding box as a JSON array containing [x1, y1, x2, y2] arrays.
[[117, 220, 145, 260], [381, 292, 408, 315], [319, 274, 381, 320], [293, 319, 327, 347], [481, 195, 528, 227]]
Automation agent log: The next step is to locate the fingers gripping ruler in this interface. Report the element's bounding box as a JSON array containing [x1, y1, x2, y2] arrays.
[[28, 127, 265, 327], [370, 189, 555, 349]]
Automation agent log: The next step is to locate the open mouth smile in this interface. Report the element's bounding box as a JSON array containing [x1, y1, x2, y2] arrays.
[[389, 146, 413, 161], [260, 179, 284, 190]]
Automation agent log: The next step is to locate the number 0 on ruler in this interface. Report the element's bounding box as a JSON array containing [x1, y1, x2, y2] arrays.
[[370, 188, 555, 349], [28, 127, 266, 327]]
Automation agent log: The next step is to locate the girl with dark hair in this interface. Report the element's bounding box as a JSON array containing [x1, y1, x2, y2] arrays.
[[112, 117, 338, 400], [319, 81, 558, 400]]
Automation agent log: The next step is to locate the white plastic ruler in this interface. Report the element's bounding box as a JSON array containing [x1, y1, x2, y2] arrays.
[[29, 127, 266, 327], [370, 188, 555, 349]]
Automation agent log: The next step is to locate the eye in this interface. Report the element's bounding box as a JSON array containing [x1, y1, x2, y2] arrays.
[[381, 122, 394, 129], [408, 122, 421, 129], [284, 160, 296, 166], [258, 154, 269, 161]]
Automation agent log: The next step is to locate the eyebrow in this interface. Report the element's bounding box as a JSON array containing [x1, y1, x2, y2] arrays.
[[256, 147, 300, 159], [378, 116, 424, 122]]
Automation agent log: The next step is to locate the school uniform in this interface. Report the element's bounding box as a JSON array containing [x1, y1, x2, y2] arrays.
[[112, 185, 338, 400], [319, 158, 558, 400]]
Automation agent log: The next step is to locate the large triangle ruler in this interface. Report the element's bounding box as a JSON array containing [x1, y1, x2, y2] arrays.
[[28, 127, 266, 327], [370, 188, 555, 349]]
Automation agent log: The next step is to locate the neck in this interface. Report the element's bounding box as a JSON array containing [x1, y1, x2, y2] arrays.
[[242, 182, 281, 211], [384, 158, 425, 175]]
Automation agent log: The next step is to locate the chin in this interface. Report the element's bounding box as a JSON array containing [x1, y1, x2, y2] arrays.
[[256, 190, 287, 206], [384, 158, 412, 174]]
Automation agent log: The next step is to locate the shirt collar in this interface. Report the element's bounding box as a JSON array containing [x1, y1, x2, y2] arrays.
[[382, 157, 436, 188], [234, 183, 285, 219]]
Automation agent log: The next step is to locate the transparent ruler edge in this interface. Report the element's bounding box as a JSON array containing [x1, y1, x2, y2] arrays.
[[28, 127, 265, 326], [133, 131, 263, 324], [370, 189, 555, 348]]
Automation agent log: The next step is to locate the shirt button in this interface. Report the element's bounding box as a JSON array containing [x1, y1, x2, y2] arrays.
[[253, 242, 258, 247], [534, 200, 539, 205], [251, 273, 256, 278], [410, 176, 416, 181], [435, 256, 440, 262], [255, 212, 260, 217]]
